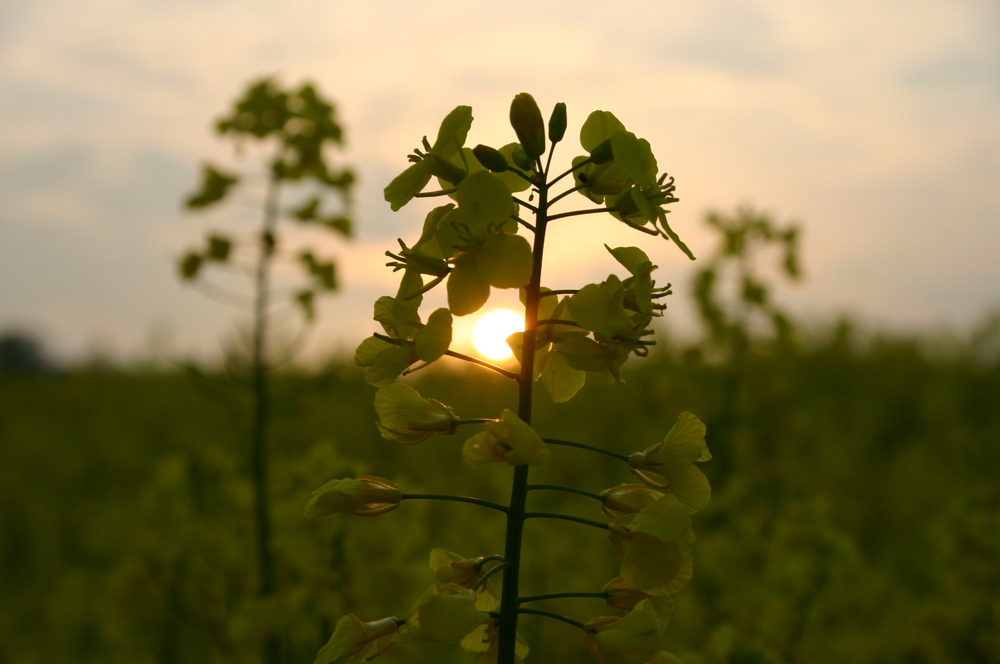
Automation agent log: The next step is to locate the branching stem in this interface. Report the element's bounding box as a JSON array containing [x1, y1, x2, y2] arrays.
[[516, 608, 586, 631], [543, 438, 631, 462], [474, 561, 511, 592], [400, 494, 509, 514], [372, 333, 521, 381], [523, 512, 610, 531], [519, 592, 608, 604], [526, 484, 606, 503]]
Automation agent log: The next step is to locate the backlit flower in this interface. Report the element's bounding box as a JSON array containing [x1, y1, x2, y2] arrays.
[[404, 583, 488, 644], [461, 410, 550, 467], [627, 412, 712, 512], [314, 614, 399, 664], [608, 495, 695, 595], [584, 599, 664, 664], [303, 476, 401, 518], [374, 383, 458, 445]]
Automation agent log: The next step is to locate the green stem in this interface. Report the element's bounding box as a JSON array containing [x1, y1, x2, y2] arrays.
[[474, 555, 507, 571], [474, 561, 511, 592], [526, 484, 606, 503], [523, 512, 610, 531], [372, 333, 521, 381], [536, 319, 582, 329], [514, 216, 536, 232], [452, 418, 501, 426], [547, 207, 616, 222], [513, 197, 539, 214], [549, 157, 592, 187], [400, 494, 508, 514], [548, 183, 588, 207], [539, 289, 578, 298], [414, 188, 456, 197], [516, 608, 586, 631], [542, 438, 631, 462], [519, 592, 608, 604]]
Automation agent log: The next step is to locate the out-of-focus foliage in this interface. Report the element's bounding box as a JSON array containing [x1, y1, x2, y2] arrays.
[[2, 313, 998, 663], [180, 77, 354, 321]]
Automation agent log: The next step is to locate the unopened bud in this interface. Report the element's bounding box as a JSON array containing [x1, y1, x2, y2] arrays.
[[472, 144, 508, 172], [548, 102, 567, 143], [509, 93, 546, 161]]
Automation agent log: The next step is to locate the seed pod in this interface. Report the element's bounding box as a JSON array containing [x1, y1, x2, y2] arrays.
[[509, 93, 546, 161], [472, 144, 508, 172], [590, 137, 614, 164], [548, 102, 567, 143]]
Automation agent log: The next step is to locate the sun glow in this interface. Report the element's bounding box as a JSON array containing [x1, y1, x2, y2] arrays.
[[471, 308, 523, 360]]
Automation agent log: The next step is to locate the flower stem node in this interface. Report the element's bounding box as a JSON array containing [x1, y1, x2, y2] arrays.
[[374, 383, 458, 445], [313, 614, 399, 664], [303, 476, 401, 518], [462, 410, 551, 467], [627, 412, 712, 512]]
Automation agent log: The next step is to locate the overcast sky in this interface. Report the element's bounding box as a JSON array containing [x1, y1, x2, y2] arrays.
[[1, 0, 998, 363]]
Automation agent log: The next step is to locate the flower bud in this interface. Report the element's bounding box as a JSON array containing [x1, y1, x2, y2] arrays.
[[600, 484, 664, 518], [472, 144, 509, 172], [303, 475, 401, 518], [509, 93, 546, 161], [548, 102, 567, 143]]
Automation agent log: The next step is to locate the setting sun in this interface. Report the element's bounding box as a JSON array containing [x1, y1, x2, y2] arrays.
[[471, 308, 523, 360]]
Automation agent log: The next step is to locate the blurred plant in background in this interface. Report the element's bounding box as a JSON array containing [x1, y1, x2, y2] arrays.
[[177, 76, 354, 663]]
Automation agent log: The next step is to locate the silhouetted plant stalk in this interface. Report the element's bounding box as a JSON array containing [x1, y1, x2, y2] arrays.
[[306, 93, 713, 664], [180, 77, 354, 664]]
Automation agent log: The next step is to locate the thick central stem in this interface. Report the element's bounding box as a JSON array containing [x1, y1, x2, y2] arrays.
[[497, 172, 549, 664]]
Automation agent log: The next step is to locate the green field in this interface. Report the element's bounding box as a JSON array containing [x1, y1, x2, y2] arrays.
[[1, 322, 998, 664]]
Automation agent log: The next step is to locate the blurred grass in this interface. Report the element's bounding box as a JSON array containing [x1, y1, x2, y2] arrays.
[[1, 322, 999, 664]]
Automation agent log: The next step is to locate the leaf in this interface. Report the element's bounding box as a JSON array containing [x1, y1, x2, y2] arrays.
[[580, 110, 627, 153], [541, 350, 586, 403], [447, 254, 491, 316], [612, 131, 657, 187], [363, 346, 414, 388], [384, 159, 433, 211], [179, 252, 203, 280], [185, 164, 239, 209], [414, 308, 452, 362], [476, 233, 533, 289], [296, 289, 315, 320]]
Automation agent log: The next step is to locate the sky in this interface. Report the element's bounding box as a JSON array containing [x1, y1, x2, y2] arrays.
[[1, 0, 998, 364]]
